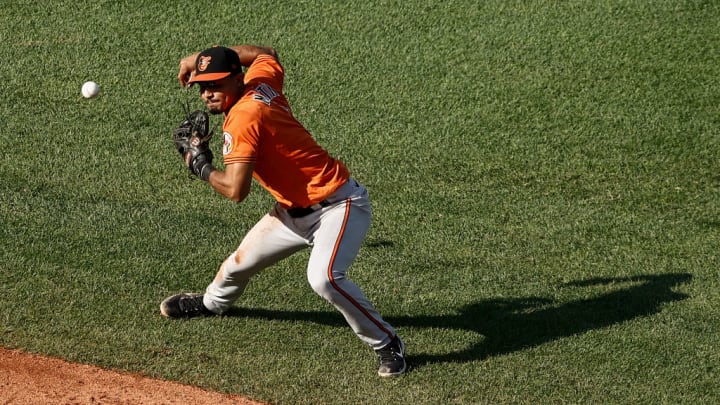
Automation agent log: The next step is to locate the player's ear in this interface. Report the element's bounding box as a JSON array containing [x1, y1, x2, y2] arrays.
[[233, 72, 245, 88]]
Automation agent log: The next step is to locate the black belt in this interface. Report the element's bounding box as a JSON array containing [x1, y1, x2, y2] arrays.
[[286, 200, 332, 218]]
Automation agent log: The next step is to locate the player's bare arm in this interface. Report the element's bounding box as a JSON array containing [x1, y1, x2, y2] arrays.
[[208, 162, 254, 203], [177, 56, 195, 87], [227, 45, 278, 66]]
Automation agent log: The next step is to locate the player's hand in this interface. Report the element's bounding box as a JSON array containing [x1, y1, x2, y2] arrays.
[[173, 110, 215, 181], [178, 54, 197, 87]]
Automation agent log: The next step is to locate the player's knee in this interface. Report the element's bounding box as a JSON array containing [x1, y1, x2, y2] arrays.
[[221, 251, 262, 281], [307, 271, 337, 300]]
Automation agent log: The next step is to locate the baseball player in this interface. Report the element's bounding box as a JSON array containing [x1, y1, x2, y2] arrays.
[[161, 45, 406, 377]]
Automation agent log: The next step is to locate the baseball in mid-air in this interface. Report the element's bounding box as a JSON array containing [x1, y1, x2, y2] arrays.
[[81, 81, 101, 98]]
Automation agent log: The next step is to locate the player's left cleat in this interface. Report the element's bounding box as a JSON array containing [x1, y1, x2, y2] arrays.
[[160, 293, 216, 318], [376, 336, 406, 377]]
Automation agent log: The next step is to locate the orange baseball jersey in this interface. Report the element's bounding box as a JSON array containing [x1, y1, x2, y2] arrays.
[[221, 55, 350, 208]]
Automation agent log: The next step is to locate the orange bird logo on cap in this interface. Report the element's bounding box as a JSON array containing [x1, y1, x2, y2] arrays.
[[197, 56, 212, 72]]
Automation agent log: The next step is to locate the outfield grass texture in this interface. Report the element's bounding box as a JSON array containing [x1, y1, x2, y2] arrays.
[[1, 1, 719, 403]]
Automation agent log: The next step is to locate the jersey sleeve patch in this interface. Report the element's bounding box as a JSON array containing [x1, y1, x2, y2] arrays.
[[223, 131, 233, 155]]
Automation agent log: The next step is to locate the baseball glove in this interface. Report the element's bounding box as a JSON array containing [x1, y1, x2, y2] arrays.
[[173, 110, 215, 181]]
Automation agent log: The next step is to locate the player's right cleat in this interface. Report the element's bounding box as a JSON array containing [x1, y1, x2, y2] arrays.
[[375, 336, 406, 377], [160, 293, 216, 318]]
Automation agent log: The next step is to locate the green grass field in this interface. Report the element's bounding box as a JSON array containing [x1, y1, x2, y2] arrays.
[[2, 0, 719, 403]]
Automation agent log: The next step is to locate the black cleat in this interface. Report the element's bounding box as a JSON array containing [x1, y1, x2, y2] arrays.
[[160, 293, 215, 318], [376, 336, 406, 377]]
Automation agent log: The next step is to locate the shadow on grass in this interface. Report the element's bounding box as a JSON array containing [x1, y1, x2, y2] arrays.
[[228, 273, 691, 368], [396, 273, 692, 367]]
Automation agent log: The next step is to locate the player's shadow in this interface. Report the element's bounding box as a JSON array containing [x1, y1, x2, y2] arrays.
[[230, 273, 691, 368]]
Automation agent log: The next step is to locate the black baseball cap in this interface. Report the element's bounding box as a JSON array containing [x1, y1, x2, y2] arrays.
[[187, 46, 242, 84]]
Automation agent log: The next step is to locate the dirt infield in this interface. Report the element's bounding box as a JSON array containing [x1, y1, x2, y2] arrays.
[[0, 347, 263, 404]]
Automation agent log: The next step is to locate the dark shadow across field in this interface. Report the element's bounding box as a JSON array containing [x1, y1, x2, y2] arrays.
[[227, 273, 691, 370]]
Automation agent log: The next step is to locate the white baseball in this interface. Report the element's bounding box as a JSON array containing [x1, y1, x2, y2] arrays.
[[81, 81, 100, 98]]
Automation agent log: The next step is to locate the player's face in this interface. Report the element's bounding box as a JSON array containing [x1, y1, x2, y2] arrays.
[[198, 74, 243, 114]]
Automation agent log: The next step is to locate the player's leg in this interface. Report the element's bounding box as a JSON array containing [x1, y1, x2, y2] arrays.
[[161, 207, 307, 317], [305, 183, 405, 376], [203, 208, 308, 313]]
